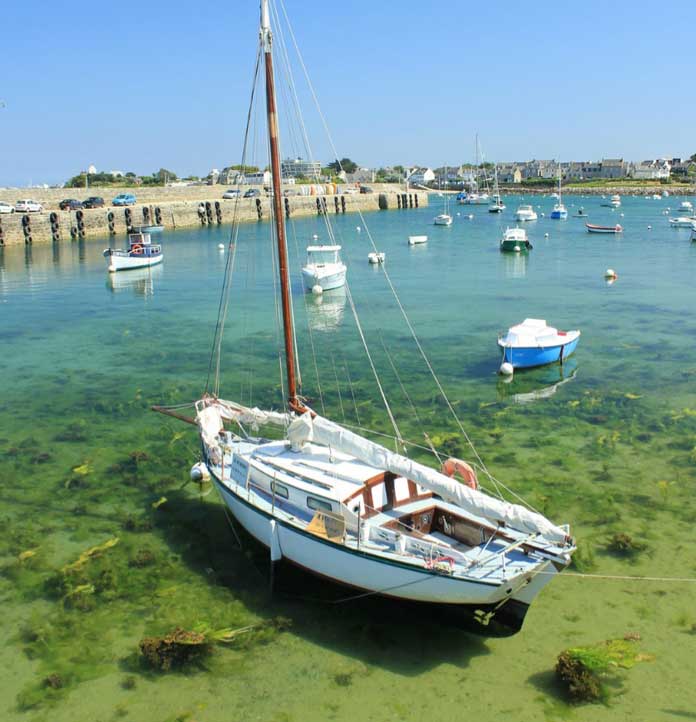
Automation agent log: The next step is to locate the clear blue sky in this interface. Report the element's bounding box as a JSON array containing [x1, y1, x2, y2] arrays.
[[1, 0, 694, 186]]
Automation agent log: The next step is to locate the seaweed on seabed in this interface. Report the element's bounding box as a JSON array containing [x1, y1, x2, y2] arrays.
[[606, 532, 647, 557], [555, 634, 653, 704], [139, 617, 292, 672]]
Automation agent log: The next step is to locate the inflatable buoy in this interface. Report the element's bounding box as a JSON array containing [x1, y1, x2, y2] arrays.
[[218, 243, 225, 249], [468, 214, 474, 219], [604, 268, 618, 279], [190, 462, 211, 483], [544, 232, 549, 238], [312, 284, 323, 295], [647, 225, 652, 230], [499, 361, 514, 376], [441, 457, 478, 490], [356, 226, 361, 233]]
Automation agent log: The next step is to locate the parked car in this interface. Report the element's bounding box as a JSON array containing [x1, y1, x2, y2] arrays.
[[359, 185, 373, 194], [59, 199, 83, 210], [82, 196, 105, 209], [341, 186, 358, 195], [243, 188, 261, 198], [0, 201, 14, 214], [112, 193, 136, 206], [222, 189, 241, 199], [15, 199, 43, 212]]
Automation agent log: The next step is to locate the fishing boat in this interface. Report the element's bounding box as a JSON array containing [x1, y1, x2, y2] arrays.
[[586, 223, 622, 234], [514, 204, 538, 222], [162, 0, 576, 636], [500, 227, 532, 253], [498, 318, 580, 368], [549, 170, 567, 219], [301, 245, 347, 291], [408, 235, 428, 245], [103, 231, 163, 272]]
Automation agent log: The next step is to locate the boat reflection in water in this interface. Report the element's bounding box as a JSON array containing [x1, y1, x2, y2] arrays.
[[304, 285, 346, 333], [500, 251, 528, 279], [497, 359, 577, 405], [106, 264, 162, 298]]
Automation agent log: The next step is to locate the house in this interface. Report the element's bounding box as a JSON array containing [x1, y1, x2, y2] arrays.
[[497, 164, 522, 184], [346, 167, 375, 184], [521, 160, 558, 180], [599, 158, 627, 179], [281, 157, 322, 179], [631, 159, 671, 180], [244, 170, 273, 185], [406, 167, 435, 186]]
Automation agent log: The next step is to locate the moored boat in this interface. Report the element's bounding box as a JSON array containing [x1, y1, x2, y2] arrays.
[[158, 0, 577, 637], [500, 227, 532, 253], [301, 245, 347, 291], [434, 213, 453, 226], [368, 251, 385, 264], [408, 235, 428, 245], [498, 318, 580, 368], [515, 204, 538, 222], [103, 231, 163, 273], [130, 224, 164, 234], [586, 223, 622, 234], [669, 217, 694, 228], [610, 194, 621, 208]]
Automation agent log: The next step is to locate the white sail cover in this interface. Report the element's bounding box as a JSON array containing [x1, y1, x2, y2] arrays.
[[288, 412, 569, 544]]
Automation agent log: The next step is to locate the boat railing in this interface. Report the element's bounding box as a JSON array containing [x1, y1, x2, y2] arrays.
[[467, 532, 537, 571]]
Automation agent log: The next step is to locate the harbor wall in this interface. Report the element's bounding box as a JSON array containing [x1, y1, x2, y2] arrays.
[[0, 186, 427, 246]]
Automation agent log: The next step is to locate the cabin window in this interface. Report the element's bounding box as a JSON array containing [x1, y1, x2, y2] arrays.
[[271, 481, 289, 499], [307, 496, 332, 512]]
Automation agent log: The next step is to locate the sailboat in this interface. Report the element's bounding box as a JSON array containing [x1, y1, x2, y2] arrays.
[[488, 165, 505, 213], [549, 167, 567, 219], [433, 168, 453, 226], [165, 0, 576, 635], [459, 136, 491, 205]]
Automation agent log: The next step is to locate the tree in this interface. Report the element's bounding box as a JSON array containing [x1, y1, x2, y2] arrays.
[[327, 158, 358, 174], [689, 153, 696, 162], [153, 168, 178, 183]]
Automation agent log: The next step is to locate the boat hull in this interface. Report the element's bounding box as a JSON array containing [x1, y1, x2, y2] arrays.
[[302, 268, 346, 291], [550, 210, 567, 219], [500, 336, 580, 368], [500, 240, 531, 253], [211, 473, 556, 633], [104, 251, 163, 273], [130, 224, 164, 233], [586, 224, 622, 234]]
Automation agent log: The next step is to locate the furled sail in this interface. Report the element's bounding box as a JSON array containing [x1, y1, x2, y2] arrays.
[[288, 412, 569, 544]]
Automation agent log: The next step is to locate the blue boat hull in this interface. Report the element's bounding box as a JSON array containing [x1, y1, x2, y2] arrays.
[[501, 337, 579, 368], [550, 210, 567, 219]]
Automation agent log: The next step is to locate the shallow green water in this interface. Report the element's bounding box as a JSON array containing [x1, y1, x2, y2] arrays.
[[1, 194, 695, 721]]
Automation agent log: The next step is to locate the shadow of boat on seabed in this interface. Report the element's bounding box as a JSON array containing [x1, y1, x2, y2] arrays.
[[157, 490, 495, 676]]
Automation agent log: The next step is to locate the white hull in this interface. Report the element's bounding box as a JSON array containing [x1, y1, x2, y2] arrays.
[[515, 213, 537, 222], [434, 214, 453, 226], [302, 266, 346, 291], [105, 252, 163, 273], [214, 473, 557, 608], [408, 235, 428, 245]]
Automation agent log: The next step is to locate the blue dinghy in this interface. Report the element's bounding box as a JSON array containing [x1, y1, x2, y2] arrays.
[[498, 318, 580, 369]]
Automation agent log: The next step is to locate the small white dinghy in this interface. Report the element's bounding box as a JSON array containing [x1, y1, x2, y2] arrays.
[[368, 251, 385, 264], [433, 213, 453, 226], [103, 231, 163, 273], [408, 235, 428, 245]]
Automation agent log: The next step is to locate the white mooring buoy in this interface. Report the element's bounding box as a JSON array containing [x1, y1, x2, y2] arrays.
[[312, 284, 323, 295], [499, 361, 514, 376]]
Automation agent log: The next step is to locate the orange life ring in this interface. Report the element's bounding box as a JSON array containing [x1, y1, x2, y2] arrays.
[[441, 457, 478, 490], [131, 244, 143, 255]]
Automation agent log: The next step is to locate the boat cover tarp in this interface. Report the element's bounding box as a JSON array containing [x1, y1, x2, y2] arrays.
[[287, 412, 569, 544]]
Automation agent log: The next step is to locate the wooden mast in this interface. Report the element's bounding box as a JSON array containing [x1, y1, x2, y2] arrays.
[[260, 0, 301, 412]]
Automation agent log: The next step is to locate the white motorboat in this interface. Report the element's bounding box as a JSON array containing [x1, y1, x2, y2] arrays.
[[488, 166, 505, 212], [103, 231, 163, 273], [677, 200, 693, 215], [610, 194, 621, 208], [515, 204, 538, 222], [434, 214, 453, 226], [408, 235, 428, 245], [155, 0, 577, 637], [669, 217, 695, 228], [301, 245, 347, 291], [368, 251, 385, 264]]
